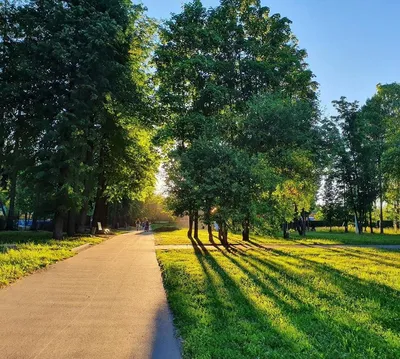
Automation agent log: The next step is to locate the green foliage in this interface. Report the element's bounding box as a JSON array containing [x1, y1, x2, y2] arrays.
[[323, 84, 400, 233], [156, 0, 320, 239], [321, 174, 345, 228], [2, 0, 399, 243], [1, 0, 158, 237], [242, 94, 320, 224], [324, 98, 378, 232], [375, 84, 400, 226]]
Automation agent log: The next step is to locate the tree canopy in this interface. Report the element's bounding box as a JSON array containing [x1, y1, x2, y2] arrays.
[[1, 0, 399, 240], [1, 0, 158, 238]]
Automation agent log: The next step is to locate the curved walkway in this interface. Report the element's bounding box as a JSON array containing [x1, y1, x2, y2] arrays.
[[0, 232, 181, 359]]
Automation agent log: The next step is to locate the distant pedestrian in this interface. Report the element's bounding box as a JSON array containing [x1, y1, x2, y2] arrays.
[[145, 220, 150, 232], [136, 219, 141, 231]]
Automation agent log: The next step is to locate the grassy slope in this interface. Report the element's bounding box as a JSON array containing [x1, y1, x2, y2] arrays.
[[155, 228, 400, 246], [0, 231, 106, 287], [157, 245, 400, 359]]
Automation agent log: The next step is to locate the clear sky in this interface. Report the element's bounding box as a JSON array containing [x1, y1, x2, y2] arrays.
[[142, 0, 400, 116]]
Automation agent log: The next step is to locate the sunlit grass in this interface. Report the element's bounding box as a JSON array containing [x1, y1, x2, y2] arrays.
[[0, 231, 105, 287], [292, 230, 400, 245], [154, 227, 400, 246], [155, 229, 247, 245], [157, 246, 400, 358], [316, 226, 400, 235]]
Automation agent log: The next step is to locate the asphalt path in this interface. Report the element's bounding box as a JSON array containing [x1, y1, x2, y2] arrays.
[[0, 231, 181, 359]]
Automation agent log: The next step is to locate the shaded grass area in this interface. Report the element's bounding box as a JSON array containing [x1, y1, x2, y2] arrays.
[[0, 231, 106, 287], [157, 245, 400, 359], [154, 227, 400, 246], [151, 222, 180, 233]]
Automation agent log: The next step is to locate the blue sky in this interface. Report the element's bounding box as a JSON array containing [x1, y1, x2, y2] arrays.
[[143, 0, 399, 116]]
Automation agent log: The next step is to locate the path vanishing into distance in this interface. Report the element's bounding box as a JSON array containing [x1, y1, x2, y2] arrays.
[[0, 232, 181, 359]]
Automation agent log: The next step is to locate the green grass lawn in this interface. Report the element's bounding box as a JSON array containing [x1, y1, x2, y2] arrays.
[[291, 230, 400, 245], [157, 245, 400, 358], [154, 227, 400, 246], [155, 229, 243, 245], [0, 231, 107, 287]]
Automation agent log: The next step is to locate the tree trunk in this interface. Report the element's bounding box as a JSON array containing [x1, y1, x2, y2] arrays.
[[218, 222, 228, 245], [76, 142, 94, 233], [242, 217, 250, 241], [187, 214, 193, 239], [283, 221, 290, 239], [31, 212, 38, 231], [77, 201, 89, 233], [92, 195, 107, 233], [379, 196, 384, 234], [53, 209, 64, 240], [394, 200, 400, 233], [5, 168, 17, 230], [369, 210, 374, 234], [217, 222, 223, 242], [0, 201, 7, 218], [221, 222, 228, 245], [67, 209, 76, 237], [301, 208, 306, 236], [193, 211, 199, 239], [358, 213, 363, 234], [112, 202, 118, 229], [92, 166, 107, 233], [354, 210, 363, 234], [205, 207, 213, 242], [379, 157, 384, 234], [207, 223, 213, 242]]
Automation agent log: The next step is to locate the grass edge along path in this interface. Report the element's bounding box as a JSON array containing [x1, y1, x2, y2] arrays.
[[0, 231, 116, 287], [156, 245, 400, 359]]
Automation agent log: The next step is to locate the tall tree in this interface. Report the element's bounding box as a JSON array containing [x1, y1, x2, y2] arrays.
[[156, 0, 320, 240], [1, 0, 157, 238], [330, 98, 378, 234]]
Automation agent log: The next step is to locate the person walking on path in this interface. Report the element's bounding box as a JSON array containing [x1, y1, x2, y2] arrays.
[[136, 219, 141, 231], [145, 219, 150, 232]]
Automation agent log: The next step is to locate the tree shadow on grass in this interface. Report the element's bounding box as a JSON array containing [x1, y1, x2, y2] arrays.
[[161, 243, 400, 358], [187, 235, 235, 254], [212, 247, 400, 358], [162, 245, 314, 358], [327, 247, 400, 269], [0, 231, 53, 245], [267, 248, 400, 335], [191, 249, 315, 359]]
